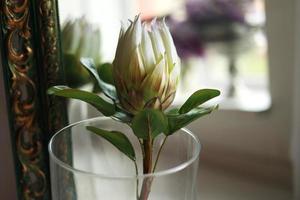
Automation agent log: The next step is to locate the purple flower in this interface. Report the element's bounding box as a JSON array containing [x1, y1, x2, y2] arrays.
[[186, 0, 246, 25], [184, 0, 250, 42], [167, 18, 205, 60], [166, 0, 250, 59]]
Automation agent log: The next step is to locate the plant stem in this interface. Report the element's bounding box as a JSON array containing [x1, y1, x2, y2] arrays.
[[140, 117, 153, 200], [139, 139, 153, 200], [143, 116, 153, 174], [152, 136, 168, 172], [139, 176, 153, 200], [143, 139, 152, 174], [134, 161, 139, 200]]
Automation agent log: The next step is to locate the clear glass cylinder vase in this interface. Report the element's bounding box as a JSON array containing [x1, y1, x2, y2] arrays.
[[49, 117, 200, 200]]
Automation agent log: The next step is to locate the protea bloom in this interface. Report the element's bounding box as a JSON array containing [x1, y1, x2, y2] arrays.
[[113, 16, 180, 114]]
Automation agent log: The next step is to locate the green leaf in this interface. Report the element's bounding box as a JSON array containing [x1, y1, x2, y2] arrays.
[[47, 86, 115, 116], [167, 105, 218, 135], [63, 53, 91, 87], [166, 107, 180, 115], [112, 107, 133, 124], [179, 89, 220, 114], [80, 58, 117, 100], [98, 63, 114, 85], [131, 109, 168, 139], [86, 126, 136, 161]]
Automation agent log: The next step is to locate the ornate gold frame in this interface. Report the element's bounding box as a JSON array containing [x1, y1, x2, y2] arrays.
[[1, 0, 68, 199]]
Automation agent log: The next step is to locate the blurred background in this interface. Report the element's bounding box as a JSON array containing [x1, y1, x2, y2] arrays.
[[59, 0, 269, 111], [57, 0, 299, 199]]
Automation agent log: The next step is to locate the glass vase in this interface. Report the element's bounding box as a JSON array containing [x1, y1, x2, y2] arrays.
[[49, 117, 200, 200]]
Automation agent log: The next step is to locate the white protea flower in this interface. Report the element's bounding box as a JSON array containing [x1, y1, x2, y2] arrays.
[[113, 15, 180, 114]]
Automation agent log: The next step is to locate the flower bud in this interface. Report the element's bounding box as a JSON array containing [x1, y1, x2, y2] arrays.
[[113, 16, 180, 114]]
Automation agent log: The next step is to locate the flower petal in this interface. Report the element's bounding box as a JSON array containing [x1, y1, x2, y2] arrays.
[[140, 28, 156, 73], [148, 20, 165, 62], [126, 46, 146, 88], [141, 56, 166, 101], [158, 19, 180, 72]]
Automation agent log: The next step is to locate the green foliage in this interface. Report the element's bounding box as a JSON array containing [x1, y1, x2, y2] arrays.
[[167, 105, 218, 135], [86, 126, 136, 161], [47, 86, 115, 116], [131, 109, 168, 139], [80, 58, 117, 100], [63, 53, 91, 87], [98, 63, 114, 85], [48, 56, 221, 190], [112, 108, 133, 124], [166, 107, 180, 115], [179, 89, 220, 114]]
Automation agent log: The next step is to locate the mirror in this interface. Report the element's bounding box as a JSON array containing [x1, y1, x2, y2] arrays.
[[54, 1, 295, 200]]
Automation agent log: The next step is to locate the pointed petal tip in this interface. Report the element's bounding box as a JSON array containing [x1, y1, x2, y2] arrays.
[[134, 14, 142, 24], [136, 13, 141, 19], [151, 17, 157, 26]]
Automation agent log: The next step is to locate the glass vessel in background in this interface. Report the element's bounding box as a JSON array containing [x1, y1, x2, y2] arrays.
[[49, 117, 200, 200]]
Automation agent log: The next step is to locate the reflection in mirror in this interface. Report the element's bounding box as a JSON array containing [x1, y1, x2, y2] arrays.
[[56, 1, 272, 199], [58, 0, 269, 112]]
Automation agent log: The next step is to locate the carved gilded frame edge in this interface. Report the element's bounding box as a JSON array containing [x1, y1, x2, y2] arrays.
[[0, 0, 70, 199]]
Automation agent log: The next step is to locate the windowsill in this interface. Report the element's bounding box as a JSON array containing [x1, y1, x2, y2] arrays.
[[217, 89, 271, 112], [198, 163, 293, 200], [174, 82, 271, 113]]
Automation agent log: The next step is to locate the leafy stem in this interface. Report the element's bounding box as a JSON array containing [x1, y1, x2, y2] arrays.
[[48, 72, 221, 200]]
